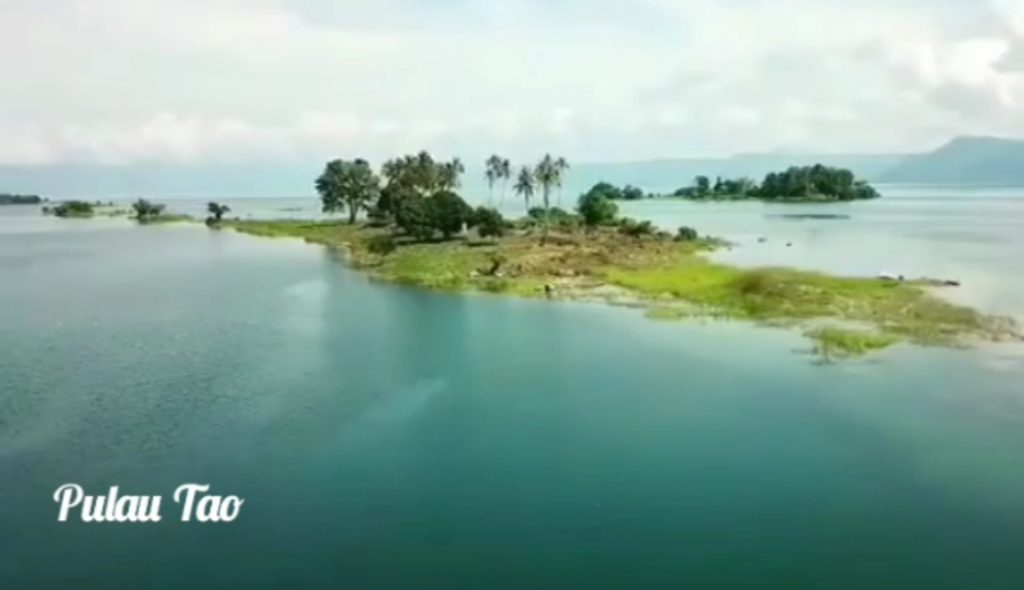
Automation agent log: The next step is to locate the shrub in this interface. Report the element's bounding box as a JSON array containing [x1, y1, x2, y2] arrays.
[[675, 226, 699, 241], [366, 234, 397, 257], [618, 218, 655, 238], [52, 200, 94, 217], [471, 207, 505, 239], [577, 190, 619, 227]]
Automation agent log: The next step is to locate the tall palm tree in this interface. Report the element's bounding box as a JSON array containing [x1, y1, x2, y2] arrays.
[[534, 154, 566, 244], [485, 155, 503, 205], [498, 158, 512, 206], [514, 166, 535, 215], [554, 156, 570, 206], [440, 157, 465, 191]]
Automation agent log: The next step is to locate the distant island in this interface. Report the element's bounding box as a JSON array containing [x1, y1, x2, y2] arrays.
[[665, 165, 880, 202], [222, 150, 1018, 360], [0, 193, 41, 205]]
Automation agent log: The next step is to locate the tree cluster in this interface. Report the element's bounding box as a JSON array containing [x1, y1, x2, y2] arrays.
[[0, 193, 41, 205], [672, 165, 879, 201], [132, 199, 166, 220], [757, 166, 879, 201], [582, 182, 647, 201], [52, 200, 94, 217], [314, 151, 574, 245]]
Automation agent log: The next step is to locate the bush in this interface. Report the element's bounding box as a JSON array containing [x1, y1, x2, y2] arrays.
[[528, 206, 578, 228], [577, 190, 619, 227], [675, 226, 699, 241], [471, 207, 505, 239], [367, 234, 397, 257], [618, 218, 655, 238], [52, 200, 94, 217]]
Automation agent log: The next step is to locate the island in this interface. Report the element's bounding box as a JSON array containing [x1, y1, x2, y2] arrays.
[[40, 198, 191, 223], [219, 151, 1019, 360], [666, 165, 880, 201], [0, 193, 42, 205]]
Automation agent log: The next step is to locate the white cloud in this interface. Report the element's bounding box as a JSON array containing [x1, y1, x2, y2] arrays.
[[1, 0, 1024, 165]]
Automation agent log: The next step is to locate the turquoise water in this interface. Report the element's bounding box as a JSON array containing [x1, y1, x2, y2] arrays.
[[1, 191, 1024, 588]]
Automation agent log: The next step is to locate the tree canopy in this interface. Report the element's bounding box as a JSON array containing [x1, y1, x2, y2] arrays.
[[132, 199, 166, 220], [577, 184, 620, 227], [316, 159, 381, 224]]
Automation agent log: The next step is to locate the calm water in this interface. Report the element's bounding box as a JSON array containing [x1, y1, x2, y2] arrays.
[[2, 189, 1024, 588]]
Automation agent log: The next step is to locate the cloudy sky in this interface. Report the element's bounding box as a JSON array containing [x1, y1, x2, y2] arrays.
[[2, 0, 1024, 167]]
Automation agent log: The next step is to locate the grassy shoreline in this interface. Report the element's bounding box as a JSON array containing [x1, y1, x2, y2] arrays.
[[226, 219, 1020, 359]]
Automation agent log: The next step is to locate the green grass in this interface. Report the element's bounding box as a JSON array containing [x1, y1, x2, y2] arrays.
[[136, 214, 195, 225], [805, 328, 899, 360], [226, 219, 1019, 358]]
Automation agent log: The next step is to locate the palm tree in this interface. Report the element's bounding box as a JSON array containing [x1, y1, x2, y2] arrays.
[[498, 157, 512, 206], [514, 166, 535, 215], [440, 157, 465, 191], [485, 155, 502, 205], [554, 156, 570, 206], [534, 154, 567, 244]]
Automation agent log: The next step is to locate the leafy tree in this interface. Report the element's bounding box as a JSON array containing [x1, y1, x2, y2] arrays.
[[471, 206, 505, 239], [514, 166, 535, 214], [206, 202, 230, 222], [132, 199, 166, 220], [315, 159, 381, 224], [429, 190, 473, 239], [382, 151, 445, 196], [375, 184, 418, 221], [577, 187, 619, 227], [394, 197, 435, 241], [621, 185, 646, 200]]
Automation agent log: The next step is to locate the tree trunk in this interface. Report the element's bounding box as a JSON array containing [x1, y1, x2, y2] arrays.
[[348, 205, 357, 224], [541, 187, 550, 245]]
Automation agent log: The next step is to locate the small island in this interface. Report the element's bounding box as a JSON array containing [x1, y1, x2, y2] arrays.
[[666, 165, 880, 202], [0, 193, 42, 205], [41, 198, 191, 223], [224, 151, 1019, 360]]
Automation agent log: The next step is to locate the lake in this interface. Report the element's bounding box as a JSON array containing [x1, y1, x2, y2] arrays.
[[2, 188, 1024, 588]]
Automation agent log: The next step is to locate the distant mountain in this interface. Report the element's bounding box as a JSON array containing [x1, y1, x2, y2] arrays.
[[2, 136, 1021, 199], [878, 136, 1024, 184]]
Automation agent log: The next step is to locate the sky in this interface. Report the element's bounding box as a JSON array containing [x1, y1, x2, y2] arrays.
[[2, 0, 1024, 168]]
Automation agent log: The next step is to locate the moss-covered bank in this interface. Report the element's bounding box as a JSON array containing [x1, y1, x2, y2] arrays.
[[227, 219, 1020, 358]]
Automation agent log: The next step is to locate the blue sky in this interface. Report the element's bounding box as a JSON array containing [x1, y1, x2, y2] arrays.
[[1, 0, 1023, 167]]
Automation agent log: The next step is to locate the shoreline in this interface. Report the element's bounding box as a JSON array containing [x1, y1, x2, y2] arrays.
[[223, 219, 1021, 360]]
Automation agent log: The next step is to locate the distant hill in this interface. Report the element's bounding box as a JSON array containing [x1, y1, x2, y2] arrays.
[[878, 136, 1024, 184], [2, 136, 1022, 199]]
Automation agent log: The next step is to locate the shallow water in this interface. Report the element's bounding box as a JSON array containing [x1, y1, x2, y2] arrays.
[[1, 190, 1023, 588]]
